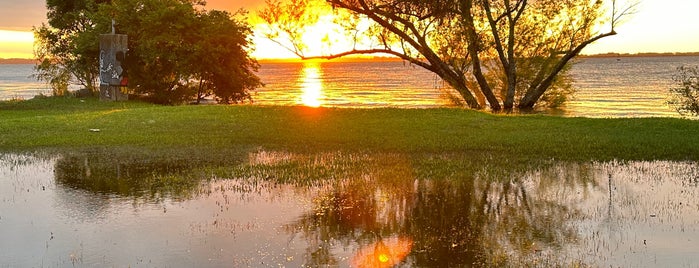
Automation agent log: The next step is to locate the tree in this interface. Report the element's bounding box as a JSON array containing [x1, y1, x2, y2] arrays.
[[33, 0, 262, 104], [33, 0, 110, 96], [192, 10, 263, 104], [668, 66, 699, 117], [101, 0, 263, 104], [261, 0, 636, 111]]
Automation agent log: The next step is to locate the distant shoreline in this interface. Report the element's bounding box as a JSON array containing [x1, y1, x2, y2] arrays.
[[0, 58, 37, 64], [257, 52, 699, 63], [579, 52, 699, 58], [4, 52, 699, 65]]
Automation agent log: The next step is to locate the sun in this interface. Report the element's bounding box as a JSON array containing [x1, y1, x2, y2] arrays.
[[297, 14, 348, 56], [250, 4, 362, 60]]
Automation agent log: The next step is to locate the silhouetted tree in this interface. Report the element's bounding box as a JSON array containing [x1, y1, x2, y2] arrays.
[[262, 0, 637, 111]]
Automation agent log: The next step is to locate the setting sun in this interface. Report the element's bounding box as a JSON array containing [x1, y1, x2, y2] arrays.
[[250, 2, 367, 60]]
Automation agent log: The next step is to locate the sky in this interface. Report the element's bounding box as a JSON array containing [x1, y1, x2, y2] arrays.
[[0, 0, 698, 59]]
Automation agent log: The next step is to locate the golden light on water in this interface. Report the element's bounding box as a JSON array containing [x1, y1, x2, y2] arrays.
[[299, 61, 324, 107], [351, 237, 413, 268]]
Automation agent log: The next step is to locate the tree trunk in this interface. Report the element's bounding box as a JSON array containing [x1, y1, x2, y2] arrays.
[[503, 67, 517, 110], [462, 0, 501, 111], [434, 63, 482, 109]]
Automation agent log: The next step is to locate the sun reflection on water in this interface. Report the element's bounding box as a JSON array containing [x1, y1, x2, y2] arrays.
[[299, 62, 324, 107]]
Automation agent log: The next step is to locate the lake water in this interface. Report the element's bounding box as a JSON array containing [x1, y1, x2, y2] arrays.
[[0, 64, 52, 100], [2, 55, 699, 117], [1, 152, 698, 267], [3, 57, 699, 267]]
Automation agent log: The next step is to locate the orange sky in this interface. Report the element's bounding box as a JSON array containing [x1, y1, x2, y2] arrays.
[[1, 0, 698, 59]]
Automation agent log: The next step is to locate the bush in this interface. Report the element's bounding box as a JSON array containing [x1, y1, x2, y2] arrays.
[[668, 66, 699, 117]]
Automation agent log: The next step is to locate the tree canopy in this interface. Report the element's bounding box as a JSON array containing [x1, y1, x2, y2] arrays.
[[34, 0, 262, 104], [261, 0, 636, 111]]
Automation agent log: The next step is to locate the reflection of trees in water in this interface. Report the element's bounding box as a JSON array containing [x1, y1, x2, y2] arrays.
[[274, 153, 598, 266], [53, 151, 223, 200]]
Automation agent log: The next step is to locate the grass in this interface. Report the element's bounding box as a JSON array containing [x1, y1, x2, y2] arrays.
[[1, 97, 699, 162], [2, 97, 695, 267]]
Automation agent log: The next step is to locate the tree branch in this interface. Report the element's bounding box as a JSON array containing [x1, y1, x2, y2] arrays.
[[298, 48, 433, 71]]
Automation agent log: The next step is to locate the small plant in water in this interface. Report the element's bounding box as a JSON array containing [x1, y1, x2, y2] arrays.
[[668, 65, 699, 117]]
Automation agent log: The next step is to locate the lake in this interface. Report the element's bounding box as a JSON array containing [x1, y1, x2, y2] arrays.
[[2, 56, 699, 266], [2, 55, 699, 117], [1, 152, 698, 267]]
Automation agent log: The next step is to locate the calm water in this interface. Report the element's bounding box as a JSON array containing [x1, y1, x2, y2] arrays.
[[569, 56, 699, 118], [0, 64, 51, 100], [1, 152, 698, 267], [252, 56, 699, 117], [3, 56, 699, 117]]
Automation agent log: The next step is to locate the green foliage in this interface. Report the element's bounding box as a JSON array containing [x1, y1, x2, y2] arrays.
[[33, 0, 262, 104], [668, 66, 699, 117], [33, 0, 105, 95]]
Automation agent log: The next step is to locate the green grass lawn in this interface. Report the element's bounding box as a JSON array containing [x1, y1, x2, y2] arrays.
[[2, 97, 698, 162]]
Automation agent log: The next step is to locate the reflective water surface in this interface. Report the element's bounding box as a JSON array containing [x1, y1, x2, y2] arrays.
[[4, 56, 699, 117], [254, 60, 462, 109], [0, 64, 52, 100], [253, 56, 699, 117], [1, 152, 698, 267]]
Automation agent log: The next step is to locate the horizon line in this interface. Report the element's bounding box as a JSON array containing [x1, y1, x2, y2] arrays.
[[4, 51, 699, 63]]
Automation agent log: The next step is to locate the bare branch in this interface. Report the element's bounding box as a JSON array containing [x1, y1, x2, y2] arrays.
[[611, 0, 640, 32]]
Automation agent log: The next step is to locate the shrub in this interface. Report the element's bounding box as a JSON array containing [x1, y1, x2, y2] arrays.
[[668, 66, 699, 117]]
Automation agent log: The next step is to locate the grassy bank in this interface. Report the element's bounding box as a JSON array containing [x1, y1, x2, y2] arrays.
[[1, 97, 698, 162]]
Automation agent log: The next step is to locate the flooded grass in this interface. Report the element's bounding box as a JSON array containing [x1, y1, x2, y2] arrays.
[[1, 151, 698, 267], [2, 98, 699, 266]]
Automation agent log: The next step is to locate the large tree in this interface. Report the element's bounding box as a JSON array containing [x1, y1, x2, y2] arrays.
[[261, 0, 636, 111], [34, 0, 262, 104], [34, 0, 110, 95]]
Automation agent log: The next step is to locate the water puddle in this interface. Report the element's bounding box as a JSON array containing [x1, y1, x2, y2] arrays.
[[1, 152, 698, 267]]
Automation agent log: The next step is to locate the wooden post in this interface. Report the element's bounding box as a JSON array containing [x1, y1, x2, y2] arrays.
[[99, 34, 128, 101]]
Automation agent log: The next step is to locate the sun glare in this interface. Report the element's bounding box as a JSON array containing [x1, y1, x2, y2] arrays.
[[298, 14, 347, 56], [299, 61, 324, 107], [251, 9, 362, 60]]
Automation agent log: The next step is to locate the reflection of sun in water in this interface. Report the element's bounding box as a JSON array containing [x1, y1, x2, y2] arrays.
[[299, 62, 323, 107], [378, 253, 390, 263], [351, 237, 413, 268]]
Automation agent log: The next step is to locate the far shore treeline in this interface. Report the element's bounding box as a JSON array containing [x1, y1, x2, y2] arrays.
[[6, 51, 699, 64]]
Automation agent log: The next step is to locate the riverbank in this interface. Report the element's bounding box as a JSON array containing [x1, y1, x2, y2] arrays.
[[2, 97, 698, 162]]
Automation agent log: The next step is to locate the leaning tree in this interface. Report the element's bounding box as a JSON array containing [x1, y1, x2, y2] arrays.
[[261, 0, 636, 111]]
